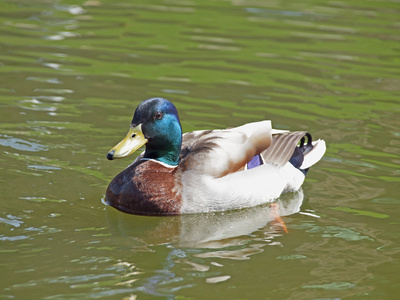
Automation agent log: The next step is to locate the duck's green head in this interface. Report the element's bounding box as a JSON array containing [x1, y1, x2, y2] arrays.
[[107, 98, 182, 165]]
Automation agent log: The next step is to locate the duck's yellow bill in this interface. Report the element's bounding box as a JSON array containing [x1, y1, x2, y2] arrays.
[[107, 124, 147, 160]]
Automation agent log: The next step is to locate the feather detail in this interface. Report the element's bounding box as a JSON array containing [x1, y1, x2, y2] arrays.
[[180, 121, 272, 178], [262, 131, 308, 167]]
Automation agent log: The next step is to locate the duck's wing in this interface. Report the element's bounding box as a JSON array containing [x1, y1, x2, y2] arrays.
[[262, 131, 308, 167], [262, 131, 326, 169], [179, 121, 273, 177]]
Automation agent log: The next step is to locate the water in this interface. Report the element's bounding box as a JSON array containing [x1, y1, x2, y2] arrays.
[[1, 0, 399, 298]]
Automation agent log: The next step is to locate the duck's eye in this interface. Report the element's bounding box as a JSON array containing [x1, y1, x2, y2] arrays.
[[155, 111, 163, 120]]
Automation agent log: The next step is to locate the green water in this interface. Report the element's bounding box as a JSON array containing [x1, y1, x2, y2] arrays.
[[1, 0, 399, 299]]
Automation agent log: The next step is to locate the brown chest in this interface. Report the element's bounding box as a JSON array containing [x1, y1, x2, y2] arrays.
[[106, 160, 182, 215]]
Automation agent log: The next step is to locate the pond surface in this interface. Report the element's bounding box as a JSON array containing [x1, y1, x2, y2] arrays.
[[1, 0, 399, 299]]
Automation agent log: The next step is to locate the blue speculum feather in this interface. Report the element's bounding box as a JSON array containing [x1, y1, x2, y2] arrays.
[[247, 154, 262, 169]]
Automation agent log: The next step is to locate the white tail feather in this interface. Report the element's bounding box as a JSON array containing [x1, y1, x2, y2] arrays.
[[300, 139, 326, 169]]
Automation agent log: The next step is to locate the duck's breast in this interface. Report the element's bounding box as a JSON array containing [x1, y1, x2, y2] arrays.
[[106, 159, 182, 215]]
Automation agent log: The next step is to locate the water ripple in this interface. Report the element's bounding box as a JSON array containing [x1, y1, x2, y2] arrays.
[[0, 135, 48, 152]]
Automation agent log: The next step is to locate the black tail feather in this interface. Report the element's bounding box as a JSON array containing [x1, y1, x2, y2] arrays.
[[289, 133, 313, 175]]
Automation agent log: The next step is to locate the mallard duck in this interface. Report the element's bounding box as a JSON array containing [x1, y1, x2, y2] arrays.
[[105, 97, 326, 215]]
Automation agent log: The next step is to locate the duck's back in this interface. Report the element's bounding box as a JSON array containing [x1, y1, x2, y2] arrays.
[[179, 121, 273, 177]]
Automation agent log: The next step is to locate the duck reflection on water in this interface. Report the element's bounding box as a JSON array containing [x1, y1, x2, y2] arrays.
[[105, 189, 304, 250]]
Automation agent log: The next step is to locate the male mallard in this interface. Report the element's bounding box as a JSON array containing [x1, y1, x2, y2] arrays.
[[105, 97, 326, 215]]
